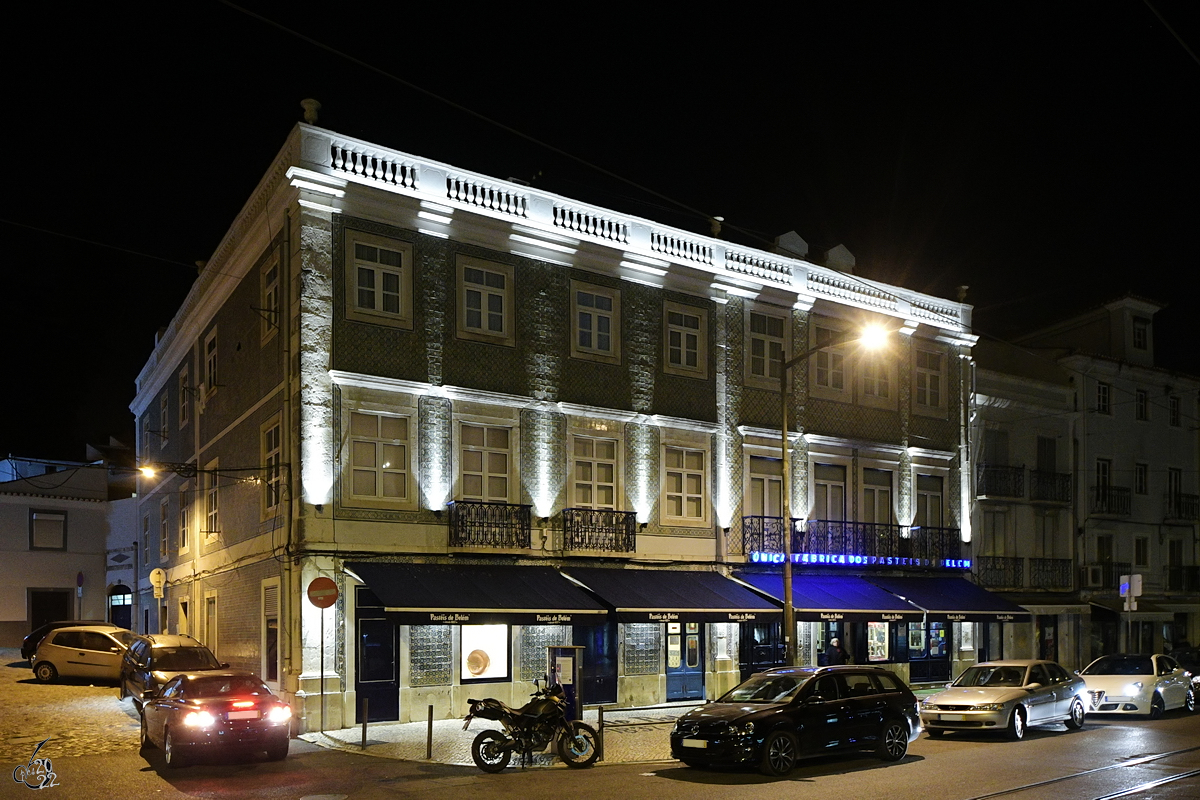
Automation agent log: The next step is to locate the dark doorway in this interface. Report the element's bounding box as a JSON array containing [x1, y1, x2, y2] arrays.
[[354, 586, 399, 722], [574, 622, 617, 705], [666, 622, 704, 700], [29, 589, 71, 630], [739, 621, 783, 680], [109, 585, 132, 629], [1037, 615, 1058, 661]]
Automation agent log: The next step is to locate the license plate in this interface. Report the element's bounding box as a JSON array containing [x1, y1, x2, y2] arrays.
[[939, 714, 964, 721], [228, 710, 260, 720], [681, 739, 707, 748]]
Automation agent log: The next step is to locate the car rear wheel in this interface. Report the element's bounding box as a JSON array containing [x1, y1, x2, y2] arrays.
[[34, 662, 57, 683], [1065, 698, 1085, 730], [139, 714, 155, 750], [1147, 695, 1165, 720], [266, 738, 289, 761], [877, 719, 909, 761], [1006, 707, 1026, 740], [164, 728, 188, 768], [760, 730, 799, 776], [1185, 689, 1196, 713]]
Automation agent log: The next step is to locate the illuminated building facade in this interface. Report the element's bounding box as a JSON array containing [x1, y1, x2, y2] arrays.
[[130, 122, 999, 730]]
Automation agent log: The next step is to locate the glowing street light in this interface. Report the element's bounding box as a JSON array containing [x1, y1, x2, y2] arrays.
[[779, 323, 891, 665]]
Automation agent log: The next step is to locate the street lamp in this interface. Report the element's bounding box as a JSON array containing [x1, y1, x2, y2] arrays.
[[779, 323, 891, 665]]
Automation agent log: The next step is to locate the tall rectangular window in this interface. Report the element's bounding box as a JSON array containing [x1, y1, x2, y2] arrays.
[[1169, 395, 1181, 427], [263, 419, 283, 513], [1132, 317, 1149, 350], [813, 464, 846, 521], [461, 262, 510, 338], [862, 355, 890, 399], [915, 475, 943, 527], [204, 461, 219, 541], [178, 367, 189, 428], [1135, 463, 1148, 495], [663, 445, 706, 522], [1096, 382, 1111, 414], [814, 327, 846, 392], [915, 349, 943, 408], [1135, 536, 1149, 567], [664, 302, 707, 378], [748, 311, 785, 383], [1037, 436, 1057, 473], [204, 330, 218, 395], [460, 423, 511, 502], [748, 457, 782, 518], [571, 282, 619, 362], [159, 393, 169, 448], [350, 412, 409, 501], [1135, 389, 1149, 421], [1096, 458, 1112, 489], [346, 233, 413, 329], [261, 257, 280, 342], [159, 498, 170, 559], [178, 484, 190, 554], [862, 468, 893, 524], [572, 436, 618, 509]]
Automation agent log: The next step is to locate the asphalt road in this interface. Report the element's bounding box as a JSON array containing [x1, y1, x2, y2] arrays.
[[4, 647, 1199, 800]]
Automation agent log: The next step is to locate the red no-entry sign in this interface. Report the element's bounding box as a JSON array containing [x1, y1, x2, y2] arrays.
[[307, 577, 339, 608]]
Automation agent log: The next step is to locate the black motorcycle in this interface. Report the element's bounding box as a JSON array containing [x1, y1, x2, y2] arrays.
[[463, 680, 599, 772]]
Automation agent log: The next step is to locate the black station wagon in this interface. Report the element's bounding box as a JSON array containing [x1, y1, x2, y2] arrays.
[[670, 665, 921, 775]]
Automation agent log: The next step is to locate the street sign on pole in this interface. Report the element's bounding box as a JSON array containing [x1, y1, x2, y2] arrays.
[[307, 577, 339, 733]]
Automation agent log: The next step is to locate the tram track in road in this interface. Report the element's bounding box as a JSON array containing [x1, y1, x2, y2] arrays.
[[960, 744, 1200, 800]]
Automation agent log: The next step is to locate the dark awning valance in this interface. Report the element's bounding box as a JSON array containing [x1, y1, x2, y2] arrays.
[[735, 572, 924, 622], [561, 567, 781, 623], [865, 576, 1032, 622], [345, 562, 608, 625]]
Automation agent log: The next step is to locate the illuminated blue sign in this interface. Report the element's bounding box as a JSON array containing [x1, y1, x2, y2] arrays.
[[749, 552, 971, 570]]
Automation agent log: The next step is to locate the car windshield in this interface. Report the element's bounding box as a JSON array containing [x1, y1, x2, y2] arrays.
[[111, 631, 135, 647], [719, 673, 810, 703], [1082, 655, 1153, 676], [953, 665, 1027, 687], [153, 647, 221, 671], [187, 676, 271, 698]]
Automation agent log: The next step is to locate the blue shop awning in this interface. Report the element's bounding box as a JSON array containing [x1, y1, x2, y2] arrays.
[[865, 576, 1031, 623], [735, 572, 924, 622], [561, 567, 781, 623], [345, 562, 608, 625]]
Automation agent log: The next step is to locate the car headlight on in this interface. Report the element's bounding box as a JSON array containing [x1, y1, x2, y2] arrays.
[[735, 722, 755, 736], [1123, 682, 1144, 696], [973, 703, 1006, 711], [183, 710, 216, 728], [266, 704, 292, 723]]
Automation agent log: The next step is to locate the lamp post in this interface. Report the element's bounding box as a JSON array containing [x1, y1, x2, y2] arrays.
[[780, 325, 890, 665]]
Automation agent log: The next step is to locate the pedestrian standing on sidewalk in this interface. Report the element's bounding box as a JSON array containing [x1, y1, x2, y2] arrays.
[[827, 638, 847, 665]]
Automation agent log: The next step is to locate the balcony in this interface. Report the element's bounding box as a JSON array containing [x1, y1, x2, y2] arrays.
[[1029, 470, 1071, 503], [803, 521, 962, 564], [562, 508, 637, 553], [1081, 561, 1131, 591], [740, 515, 792, 555], [978, 464, 1025, 498], [1090, 486, 1131, 515], [448, 501, 531, 549], [977, 556, 1024, 589], [1029, 558, 1074, 590], [1165, 565, 1200, 593], [1164, 493, 1200, 521]]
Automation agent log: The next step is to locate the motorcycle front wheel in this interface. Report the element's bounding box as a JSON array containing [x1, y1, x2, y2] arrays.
[[472, 730, 512, 773], [557, 721, 599, 768]]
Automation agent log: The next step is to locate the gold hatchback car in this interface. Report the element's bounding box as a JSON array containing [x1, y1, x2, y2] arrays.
[[32, 625, 135, 683]]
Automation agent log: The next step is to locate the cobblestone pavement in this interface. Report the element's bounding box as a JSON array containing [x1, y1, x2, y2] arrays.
[[0, 647, 140, 767]]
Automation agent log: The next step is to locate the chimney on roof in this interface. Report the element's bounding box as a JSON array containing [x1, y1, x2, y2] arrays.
[[773, 231, 809, 259], [301, 98, 321, 124], [824, 244, 855, 274], [957, 285, 969, 303]]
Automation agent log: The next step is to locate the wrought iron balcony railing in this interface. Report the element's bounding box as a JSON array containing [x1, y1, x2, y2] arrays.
[[978, 464, 1025, 498], [1165, 565, 1200, 592], [1091, 486, 1131, 515], [901, 526, 963, 562], [448, 500, 531, 549], [1029, 470, 1071, 503], [1164, 493, 1200, 521], [1081, 561, 1131, 590], [803, 520, 905, 558], [977, 556, 1024, 589], [562, 508, 637, 553], [740, 515, 794, 555], [1030, 557, 1074, 591], [739, 517, 962, 564]]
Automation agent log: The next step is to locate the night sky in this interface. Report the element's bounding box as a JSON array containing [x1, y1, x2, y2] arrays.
[[3, 2, 1197, 462]]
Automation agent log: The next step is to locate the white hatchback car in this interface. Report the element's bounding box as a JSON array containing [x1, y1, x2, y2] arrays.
[[1078, 653, 1196, 718], [31, 625, 135, 683]]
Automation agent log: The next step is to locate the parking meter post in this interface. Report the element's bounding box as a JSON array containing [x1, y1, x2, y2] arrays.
[[597, 706, 605, 762]]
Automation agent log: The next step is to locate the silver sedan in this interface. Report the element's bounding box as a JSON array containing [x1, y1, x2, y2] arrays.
[[920, 659, 1087, 740]]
